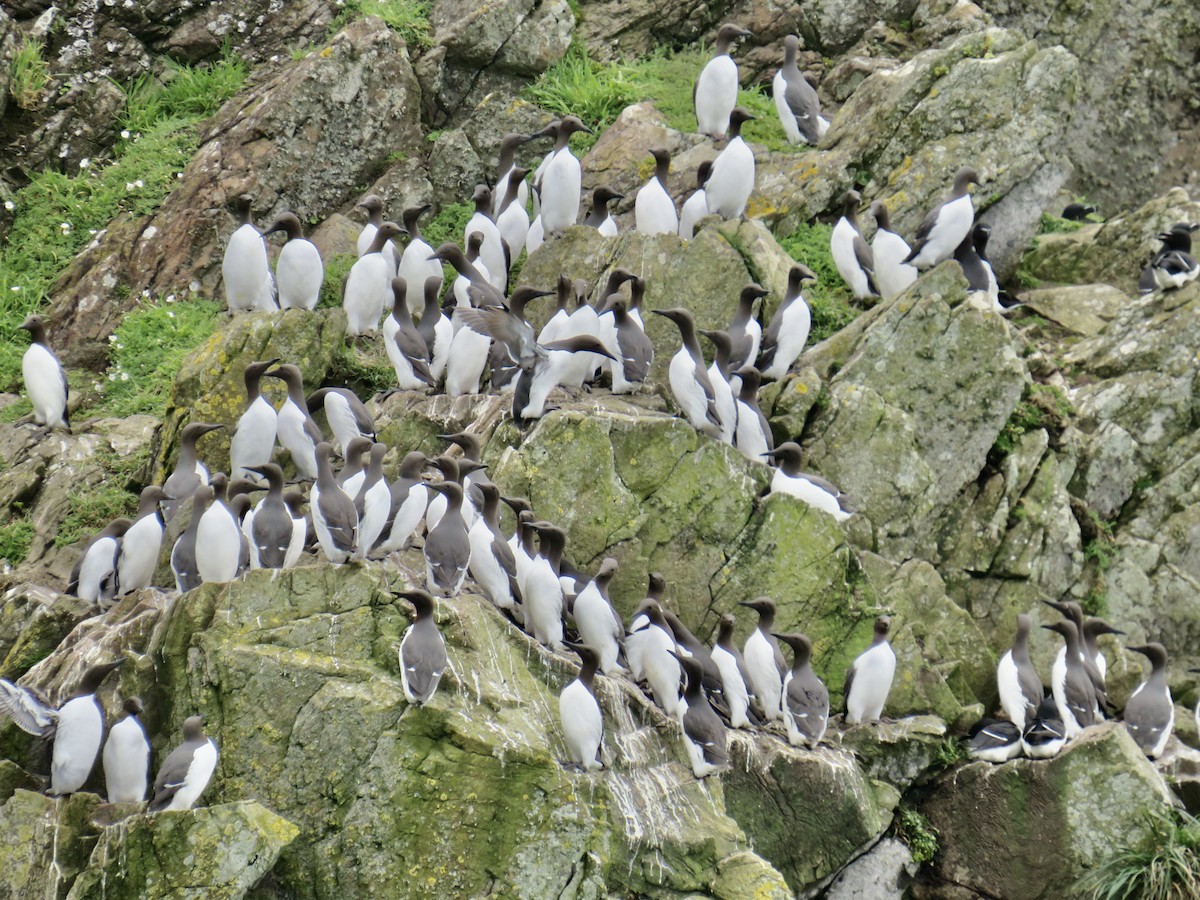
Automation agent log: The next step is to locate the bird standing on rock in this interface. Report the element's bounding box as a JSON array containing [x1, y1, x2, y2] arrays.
[[18, 315, 70, 432], [904, 166, 979, 270], [831, 190, 877, 301], [654, 308, 722, 438], [538, 116, 593, 236], [869, 201, 917, 301], [775, 631, 829, 746], [704, 108, 757, 220], [103, 696, 150, 803], [161, 422, 223, 523], [310, 441, 358, 565], [774, 35, 828, 145], [344, 222, 405, 336], [740, 598, 787, 722], [758, 265, 815, 381], [1124, 643, 1174, 759], [996, 613, 1042, 732], [222, 194, 275, 312], [149, 715, 218, 812], [397, 588, 448, 706], [265, 212, 323, 311], [560, 642, 604, 771], [694, 24, 753, 139], [230, 359, 280, 481], [844, 615, 896, 725], [635, 148, 678, 236]]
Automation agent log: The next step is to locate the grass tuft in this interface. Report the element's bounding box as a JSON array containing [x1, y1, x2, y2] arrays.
[[331, 0, 432, 49], [1075, 808, 1200, 900], [777, 221, 860, 342], [0, 518, 36, 565], [894, 807, 940, 865], [120, 49, 248, 134], [9, 39, 51, 110]]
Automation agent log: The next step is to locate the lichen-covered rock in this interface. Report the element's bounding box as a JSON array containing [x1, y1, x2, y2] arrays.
[[574, 0, 735, 61], [1017, 284, 1128, 337], [66, 801, 299, 900], [918, 723, 1176, 899], [0, 790, 102, 898], [0, 584, 94, 680], [824, 836, 915, 899]]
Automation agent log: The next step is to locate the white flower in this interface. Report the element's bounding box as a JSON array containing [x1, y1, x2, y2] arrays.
[[126, 182, 136, 191], [79, 158, 90, 169], [108, 334, 118, 342], [88, 229, 97, 236], [60, 222, 71, 233], [135, 179, 143, 188], [141, 289, 151, 298], [120, 372, 130, 382], [108, 373, 117, 381], [165, 294, 176, 303], [10, 286, 20, 292], [3, 201, 13, 211], [167, 310, 175, 318], [120, 130, 130, 140]]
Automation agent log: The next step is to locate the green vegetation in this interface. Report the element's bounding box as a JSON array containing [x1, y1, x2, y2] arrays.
[[1037, 212, 1085, 235], [0, 518, 35, 565], [935, 736, 968, 768], [991, 383, 1073, 455], [424, 202, 474, 287], [330, 0, 432, 49], [54, 485, 139, 549], [9, 39, 51, 110], [0, 48, 246, 391], [895, 807, 940, 865], [777, 221, 860, 343], [1081, 588, 1108, 616], [320, 253, 357, 308], [95, 298, 222, 417], [1075, 808, 1200, 900]]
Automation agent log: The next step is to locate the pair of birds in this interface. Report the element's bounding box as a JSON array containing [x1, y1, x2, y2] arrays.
[[1137, 222, 1199, 293], [831, 167, 996, 307], [222, 195, 324, 312], [0, 661, 217, 811]]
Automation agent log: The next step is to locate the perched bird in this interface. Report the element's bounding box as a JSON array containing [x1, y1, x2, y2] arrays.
[[694, 23, 753, 139], [244, 464, 305, 569], [196, 476, 242, 583], [336, 436, 372, 497], [831, 190, 877, 301], [467, 481, 519, 612], [1042, 619, 1096, 738], [355, 195, 401, 276], [678, 161, 714, 241], [383, 278, 436, 392], [353, 443, 390, 560], [307, 387, 376, 457], [1022, 695, 1067, 759], [869, 201, 917, 301], [762, 442, 853, 522], [625, 573, 666, 683], [229, 358, 280, 481], [464, 185, 508, 292], [966, 718, 1022, 763], [697, 329, 737, 444], [710, 613, 754, 729], [170, 487, 208, 593], [538, 116, 593, 236], [161, 422, 223, 522], [844, 615, 896, 725], [639, 601, 682, 716], [661, 609, 726, 712], [1124, 643, 1174, 759], [18, 315, 70, 431], [222, 194, 275, 312], [740, 598, 786, 722], [571, 558, 624, 675], [905, 166, 980, 269], [0, 659, 124, 795], [1081, 618, 1123, 681], [704, 107, 757, 220], [416, 275, 453, 385], [397, 588, 448, 706], [1138, 223, 1200, 293], [115, 486, 169, 598], [492, 133, 533, 219], [397, 205, 443, 316], [524, 522, 567, 650], [265, 212, 323, 311], [773, 35, 828, 145], [103, 696, 150, 803], [996, 613, 1043, 732], [954, 226, 1000, 310], [1061, 203, 1097, 221], [727, 283, 766, 370], [635, 148, 678, 236], [424, 482, 472, 598], [310, 442, 358, 564], [433, 241, 496, 398], [1045, 600, 1109, 715], [375, 450, 428, 556], [653, 308, 722, 438], [598, 295, 653, 394], [69, 518, 131, 606], [344, 222, 405, 336], [775, 631, 829, 746], [267, 364, 322, 481], [560, 642, 604, 772], [674, 652, 729, 778], [584, 186, 622, 237], [758, 264, 816, 381], [496, 168, 532, 265], [733, 366, 772, 461], [149, 715, 218, 812]]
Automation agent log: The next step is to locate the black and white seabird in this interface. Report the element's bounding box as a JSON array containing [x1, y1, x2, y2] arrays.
[[230, 358, 280, 481], [355, 195, 401, 274], [103, 696, 150, 803], [1081, 617, 1124, 683], [116, 485, 168, 598], [638, 600, 683, 717], [0, 659, 124, 795], [266, 363, 322, 481], [905, 167, 979, 270], [762, 442, 853, 522], [966, 718, 1022, 763], [171, 486, 209, 592], [584, 185, 622, 237], [538, 116, 593, 236], [308, 387, 376, 458], [733, 366, 772, 462], [773, 34, 828, 145], [560, 642, 604, 771], [739, 598, 787, 722], [222, 194, 275, 312], [264, 212, 323, 311], [598, 295, 653, 395], [1124, 642, 1174, 759], [353, 443, 390, 560], [869, 201, 917, 301], [1022, 695, 1066, 759], [758, 264, 816, 381], [727, 283, 766, 371], [69, 518, 131, 605], [244, 463, 304, 569], [624, 572, 666, 683], [1045, 600, 1109, 716], [424, 482, 472, 598], [345, 221, 406, 336], [705, 107, 757, 220], [694, 23, 753, 139], [397, 206, 442, 316], [149, 715, 218, 811], [18, 315, 70, 432], [831, 190, 877, 301], [467, 481, 520, 612], [465, 184, 509, 292], [571, 558, 625, 675], [1138, 223, 1200, 293], [496, 167, 532, 265], [654, 308, 723, 438], [383, 278, 436, 392], [1061, 203, 1097, 221], [416, 275, 452, 384], [376, 451, 428, 555], [1042, 618, 1097, 738], [196, 475, 242, 583], [397, 588, 448, 706], [679, 161, 714, 241], [524, 522, 567, 650], [954, 226, 1000, 311], [996, 613, 1043, 731], [673, 652, 729, 778], [697, 329, 737, 444], [775, 631, 829, 746], [161, 422, 223, 522], [844, 615, 896, 725], [635, 148, 678, 236], [310, 441, 358, 564], [710, 614, 755, 729], [492, 133, 533, 218], [661, 609, 727, 715]]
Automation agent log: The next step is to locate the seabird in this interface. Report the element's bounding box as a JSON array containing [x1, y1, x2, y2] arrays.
[[679, 161, 714, 240], [222, 194, 275, 312], [570, 558, 624, 675], [831, 190, 877, 301], [654, 308, 723, 438], [69, 518, 130, 606], [694, 24, 753, 139], [18, 315, 70, 431], [710, 613, 755, 729], [355, 195, 401, 277], [244, 463, 304, 568], [344, 221, 405, 336], [196, 475, 242, 583], [352, 443, 390, 559], [869, 201, 917, 301], [704, 107, 757, 220], [492, 133, 533, 219], [739, 598, 787, 721], [538, 116, 593, 236], [171, 487, 208, 592], [416, 275, 452, 384], [775, 631, 829, 746], [467, 481, 520, 612], [523, 522, 567, 649], [115, 485, 169, 598], [762, 442, 853, 522], [336, 436, 372, 497], [433, 241, 495, 398], [661, 610, 727, 713], [673, 652, 729, 778], [310, 441, 358, 564], [758, 264, 816, 381], [1042, 619, 1097, 738], [229, 358, 280, 481], [727, 283, 766, 370], [954, 226, 1000, 310], [1044, 600, 1109, 715], [375, 450, 428, 555], [495, 167, 532, 265], [904, 166, 979, 270], [424, 482, 471, 597], [966, 718, 1022, 763], [149, 715, 218, 812], [1021, 695, 1066, 759], [1124, 643, 1174, 759], [264, 212, 323, 311], [1061, 203, 1097, 221], [307, 386, 376, 457], [266, 363, 322, 481], [639, 601, 683, 716], [996, 613, 1043, 731], [382, 278, 436, 392], [635, 148, 678, 236], [161, 422, 223, 522], [584, 185, 622, 237], [560, 642, 604, 771], [625, 573, 666, 683], [773, 34, 828, 145], [397, 588, 448, 706], [597, 295, 653, 394], [103, 696, 150, 803], [844, 615, 896, 724], [435, 432, 488, 527], [733, 366, 772, 461], [464, 184, 508, 292], [1138, 223, 1200, 293], [697, 328, 737, 444], [397, 206, 443, 316]]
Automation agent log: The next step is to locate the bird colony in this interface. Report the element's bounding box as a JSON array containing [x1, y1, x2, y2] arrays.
[[6, 26, 1196, 816]]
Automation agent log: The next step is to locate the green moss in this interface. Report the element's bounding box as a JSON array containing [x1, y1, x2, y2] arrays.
[[0, 519, 35, 565], [330, 0, 432, 49], [1037, 212, 1085, 235], [777, 222, 860, 342], [1081, 589, 1108, 616], [120, 48, 248, 134], [991, 383, 1072, 455], [423, 202, 474, 287], [895, 806, 939, 864], [319, 252, 356, 309]]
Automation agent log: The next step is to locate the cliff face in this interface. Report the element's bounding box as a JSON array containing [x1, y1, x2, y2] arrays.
[[1, 0, 1198, 896]]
